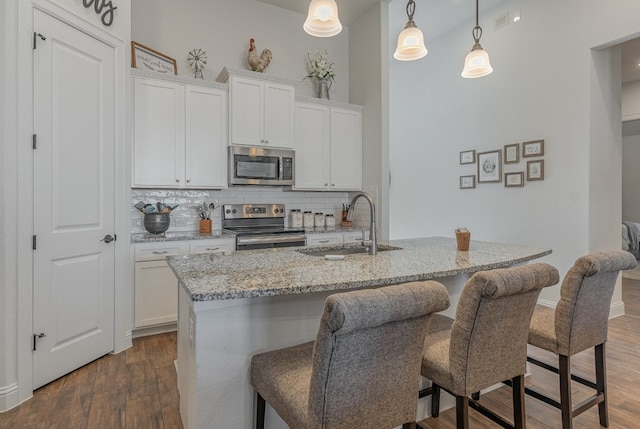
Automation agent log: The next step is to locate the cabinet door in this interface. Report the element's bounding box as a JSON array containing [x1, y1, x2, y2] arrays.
[[294, 102, 330, 190], [185, 85, 228, 188], [330, 108, 362, 191], [229, 76, 263, 146], [134, 260, 178, 327], [264, 82, 295, 149], [133, 78, 184, 187]]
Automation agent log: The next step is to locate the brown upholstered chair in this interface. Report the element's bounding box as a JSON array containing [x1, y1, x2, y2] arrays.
[[526, 250, 637, 428], [419, 263, 559, 429], [250, 281, 450, 429]]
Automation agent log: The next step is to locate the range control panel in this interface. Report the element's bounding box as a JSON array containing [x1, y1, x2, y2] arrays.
[[223, 204, 285, 220]]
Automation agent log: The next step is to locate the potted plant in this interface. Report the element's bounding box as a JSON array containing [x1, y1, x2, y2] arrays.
[[306, 50, 336, 99]]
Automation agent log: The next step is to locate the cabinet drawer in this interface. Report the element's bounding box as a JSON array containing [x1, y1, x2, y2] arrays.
[[135, 242, 189, 262], [189, 239, 234, 254], [306, 234, 343, 247]]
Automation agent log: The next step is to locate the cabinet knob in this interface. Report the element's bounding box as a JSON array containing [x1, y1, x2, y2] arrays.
[[186, 179, 191, 183], [324, 183, 328, 187], [265, 139, 269, 144], [175, 179, 180, 183], [332, 183, 335, 186]]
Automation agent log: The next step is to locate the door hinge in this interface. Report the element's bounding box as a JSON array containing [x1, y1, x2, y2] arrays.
[[32, 134, 37, 149], [33, 32, 46, 50], [33, 333, 46, 351], [32, 235, 36, 250]]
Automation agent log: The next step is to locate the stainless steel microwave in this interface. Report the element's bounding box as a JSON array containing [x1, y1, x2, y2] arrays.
[[228, 146, 294, 186]]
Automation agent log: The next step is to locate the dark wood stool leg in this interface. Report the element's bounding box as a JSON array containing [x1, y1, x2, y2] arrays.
[[456, 396, 469, 429], [431, 384, 441, 417], [512, 375, 526, 429], [559, 355, 573, 429], [595, 343, 609, 427], [256, 392, 266, 429]]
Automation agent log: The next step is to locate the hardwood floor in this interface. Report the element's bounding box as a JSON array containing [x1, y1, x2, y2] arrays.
[[418, 278, 640, 429], [0, 333, 182, 429], [1, 279, 639, 429]]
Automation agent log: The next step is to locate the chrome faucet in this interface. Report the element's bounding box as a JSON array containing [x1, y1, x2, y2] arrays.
[[346, 192, 377, 255]]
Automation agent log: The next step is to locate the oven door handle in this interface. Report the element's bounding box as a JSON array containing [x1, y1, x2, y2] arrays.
[[237, 234, 306, 246]]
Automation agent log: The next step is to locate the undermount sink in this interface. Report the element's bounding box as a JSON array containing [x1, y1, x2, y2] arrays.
[[297, 244, 402, 257]]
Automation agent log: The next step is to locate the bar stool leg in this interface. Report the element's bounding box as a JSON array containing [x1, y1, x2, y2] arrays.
[[559, 355, 573, 429], [512, 375, 526, 429], [256, 392, 266, 429], [431, 384, 441, 417], [455, 396, 469, 429], [595, 343, 609, 427]]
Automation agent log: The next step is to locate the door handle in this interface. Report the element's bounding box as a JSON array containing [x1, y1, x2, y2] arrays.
[[100, 234, 116, 243]]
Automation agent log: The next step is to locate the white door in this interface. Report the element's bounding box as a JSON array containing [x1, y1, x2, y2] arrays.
[[293, 102, 330, 190], [263, 82, 295, 149], [32, 9, 116, 388]]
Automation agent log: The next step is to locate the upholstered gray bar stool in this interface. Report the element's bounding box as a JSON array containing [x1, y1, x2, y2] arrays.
[[419, 263, 559, 429], [250, 281, 450, 429], [526, 250, 636, 428]]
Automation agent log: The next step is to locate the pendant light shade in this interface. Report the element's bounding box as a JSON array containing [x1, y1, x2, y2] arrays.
[[394, 0, 427, 61], [461, 0, 493, 78], [304, 0, 342, 38]]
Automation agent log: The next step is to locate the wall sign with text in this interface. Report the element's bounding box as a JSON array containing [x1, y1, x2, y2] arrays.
[[81, 0, 117, 27]]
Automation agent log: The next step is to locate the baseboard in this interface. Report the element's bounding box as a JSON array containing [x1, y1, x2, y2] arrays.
[[132, 322, 177, 339], [609, 300, 626, 319], [0, 383, 19, 413]]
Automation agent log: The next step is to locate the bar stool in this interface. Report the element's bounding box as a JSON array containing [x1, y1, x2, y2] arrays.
[[250, 281, 450, 429], [419, 263, 559, 429], [526, 250, 636, 428]]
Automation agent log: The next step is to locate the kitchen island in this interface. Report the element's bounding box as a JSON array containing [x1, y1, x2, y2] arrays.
[[167, 237, 551, 429]]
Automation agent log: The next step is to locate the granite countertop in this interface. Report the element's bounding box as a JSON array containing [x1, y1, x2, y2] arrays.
[[131, 230, 234, 243], [166, 237, 552, 302]]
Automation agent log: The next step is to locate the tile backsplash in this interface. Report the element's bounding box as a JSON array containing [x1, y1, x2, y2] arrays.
[[131, 187, 377, 233]]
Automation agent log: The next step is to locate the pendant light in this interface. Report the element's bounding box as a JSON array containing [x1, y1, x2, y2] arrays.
[[394, 0, 428, 61], [303, 0, 342, 38], [461, 0, 493, 78]]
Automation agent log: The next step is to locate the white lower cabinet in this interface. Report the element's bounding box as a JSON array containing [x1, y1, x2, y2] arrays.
[[134, 239, 233, 332], [306, 233, 343, 247]]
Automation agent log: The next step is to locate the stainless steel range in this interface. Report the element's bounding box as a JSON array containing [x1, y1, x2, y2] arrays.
[[223, 204, 306, 251]]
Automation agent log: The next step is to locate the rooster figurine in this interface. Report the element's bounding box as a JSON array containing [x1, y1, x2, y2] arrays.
[[247, 38, 272, 73]]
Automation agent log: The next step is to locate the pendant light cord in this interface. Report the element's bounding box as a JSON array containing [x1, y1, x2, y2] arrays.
[[472, 0, 482, 46], [406, 0, 416, 26]]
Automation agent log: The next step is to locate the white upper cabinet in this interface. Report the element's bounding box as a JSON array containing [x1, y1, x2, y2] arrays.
[[329, 107, 362, 191], [185, 85, 227, 188], [294, 99, 362, 191], [134, 78, 184, 188], [133, 73, 228, 189], [219, 67, 296, 149]]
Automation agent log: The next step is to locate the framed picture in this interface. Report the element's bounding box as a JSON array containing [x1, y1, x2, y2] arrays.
[[504, 143, 519, 164], [505, 172, 524, 187], [131, 41, 177, 75], [477, 150, 502, 183], [522, 139, 545, 158], [527, 160, 545, 181], [460, 175, 476, 189], [460, 150, 476, 165]]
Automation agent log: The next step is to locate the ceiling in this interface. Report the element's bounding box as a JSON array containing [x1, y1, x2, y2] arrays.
[[257, 0, 640, 83]]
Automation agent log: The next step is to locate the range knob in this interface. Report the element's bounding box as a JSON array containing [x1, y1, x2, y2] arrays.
[[226, 209, 231, 214], [232, 209, 237, 214]]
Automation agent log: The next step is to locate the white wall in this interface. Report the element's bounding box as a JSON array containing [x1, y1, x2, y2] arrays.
[[349, 2, 390, 240], [622, 80, 640, 121], [388, 0, 640, 304], [623, 135, 640, 221], [132, 0, 351, 102]]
